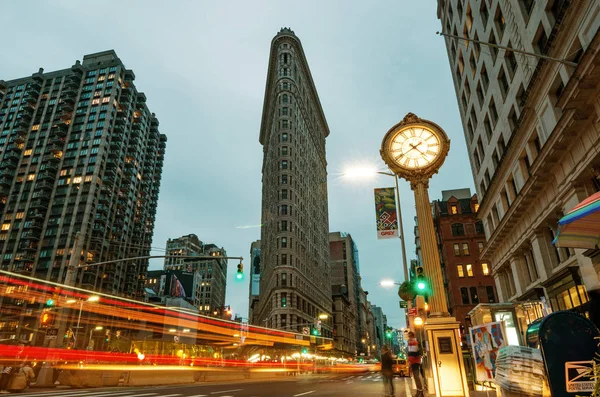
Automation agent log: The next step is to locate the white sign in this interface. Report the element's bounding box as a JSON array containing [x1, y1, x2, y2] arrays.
[[302, 327, 309, 335], [173, 335, 179, 343], [565, 361, 595, 393]]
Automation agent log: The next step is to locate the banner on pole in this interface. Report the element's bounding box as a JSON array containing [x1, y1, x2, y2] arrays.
[[374, 187, 398, 239]]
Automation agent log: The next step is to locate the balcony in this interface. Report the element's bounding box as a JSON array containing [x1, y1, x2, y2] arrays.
[[29, 211, 44, 219], [3, 152, 20, 163], [24, 221, 43, 230], [29, 199, 48, 210], [64, 78, 80, 90], [21, 230, 41, 240], [20, 242, 38, 252], [51, 122, 68, 136], [26, 85, 40, 98], [35, 180, 54, 190], [0, 176, 12, 187], [98, 194, 112, 204], [109, 140, 122, 150]]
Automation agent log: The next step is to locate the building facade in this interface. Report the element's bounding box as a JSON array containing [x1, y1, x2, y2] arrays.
[[248, 240, 261, 324], [437, 1, 600, 320], [255, 28, 333, 336], [162, 235, 227, 316], [164, 233, 203, 268], [329, 232, 359, 356], [432, 189, 497, 328], [0, 50, 166, 298]]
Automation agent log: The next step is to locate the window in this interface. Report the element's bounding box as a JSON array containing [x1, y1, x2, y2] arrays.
[[281, 133, 288, 142], [520, 0, 535, 20], [494, 6, 505, 38], [470, 287, 479, 303], [466, 264, 474, 277], [478, 241, 484, 252], [484, 114, 493, 141], [476, 81, 484, 106], [282, 94, 288, 104], [499, 68, 509, 99], [457, 265, 465, 278], [461, 287, 470, 304], [281, 252, 288, 264], [281, 146, 288, 156], [451, 223, 465, 236], [281, 237, 287, 248], [1, 224, 10, 231], [486, 286, 496, 302], [533, 24, 548, 55], [480, 1, 489, 28], [462, 243, 470, 256], [504, 51, 517, 81], [454, 243, 461, 256], [281, 220, 288, 231], [450, 205, 458, 214], [281, 189, 288, 199], [280, 205, 288, 215], [474, 203, 480, 212], [281, 175, 288, 184], [481, 65, 489, 91], [482, 262, 490, 275], [281, 160, 288, 169]]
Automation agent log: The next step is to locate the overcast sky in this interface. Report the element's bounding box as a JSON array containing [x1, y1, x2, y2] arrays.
[[1, 1, 475, 329]]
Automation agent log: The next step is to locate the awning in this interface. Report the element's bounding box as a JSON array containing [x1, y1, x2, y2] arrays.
[[553, 191, 600, 249]]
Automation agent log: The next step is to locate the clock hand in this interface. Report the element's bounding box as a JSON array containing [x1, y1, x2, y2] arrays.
[[409, 143, 426, 156]]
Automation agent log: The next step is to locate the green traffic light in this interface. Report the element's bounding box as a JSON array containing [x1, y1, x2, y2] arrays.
[[417, 281, 426, 290], [46, 299, 55, 306], [301, 348, 308, 354], [236, 272, 244, 280], [311, 329, 318, 336]]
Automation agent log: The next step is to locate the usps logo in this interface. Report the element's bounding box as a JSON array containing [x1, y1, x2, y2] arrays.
[[565, 361, 595, 393]]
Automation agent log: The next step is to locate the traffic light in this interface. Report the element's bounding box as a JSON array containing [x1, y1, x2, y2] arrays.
[[236, 263, 244, 280], [301, 347, 308, 354], [46, 298, 55, 307], [40, 312, 53, 326], [311, 327, 319, 336], [413, 265, 430, 299], [386, 329, 393, 339]]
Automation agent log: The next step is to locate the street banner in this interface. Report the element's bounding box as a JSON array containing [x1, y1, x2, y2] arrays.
[[374, 188, 398, 239], [469, 321, 508, 382]]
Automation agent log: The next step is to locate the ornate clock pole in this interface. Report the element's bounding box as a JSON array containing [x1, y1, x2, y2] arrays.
[[380, 113, 469, 397]]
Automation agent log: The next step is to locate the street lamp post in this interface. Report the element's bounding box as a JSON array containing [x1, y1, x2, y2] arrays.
[[66, 295, 99, 350], [343, 168, 413, 329]]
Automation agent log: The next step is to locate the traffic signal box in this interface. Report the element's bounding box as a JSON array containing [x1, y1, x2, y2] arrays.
[[236, 263, 244, 280], [413, 265, 430, 301]]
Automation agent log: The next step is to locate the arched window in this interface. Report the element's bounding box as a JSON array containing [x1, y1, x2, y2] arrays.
[[451, 223, 465, 236], [282, 94, 288, 103]]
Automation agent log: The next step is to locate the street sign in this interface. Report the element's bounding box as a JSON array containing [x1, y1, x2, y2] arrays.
[[45, 328, 58, 340], [399, 301, 408, 309], [302, 327, 309, 335], [407, 307, 417, 316], [565, 361, 595, 393]]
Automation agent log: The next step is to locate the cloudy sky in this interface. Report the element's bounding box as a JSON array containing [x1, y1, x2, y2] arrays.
[[1, 1, 474, 329]]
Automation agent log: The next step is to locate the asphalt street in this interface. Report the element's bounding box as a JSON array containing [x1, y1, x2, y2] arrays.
[[11, 374, 416, 397]]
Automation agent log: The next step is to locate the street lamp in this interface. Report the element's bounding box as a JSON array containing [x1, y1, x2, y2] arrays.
[[343, 167, 408, 283], [66, 295, 100, 349], [379, 279, 399, 288]]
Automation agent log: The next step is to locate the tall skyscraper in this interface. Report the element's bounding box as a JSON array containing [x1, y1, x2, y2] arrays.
[[255, 28, 332, 336], [437, 1, 600, 320], [0, 50, 166, 299]]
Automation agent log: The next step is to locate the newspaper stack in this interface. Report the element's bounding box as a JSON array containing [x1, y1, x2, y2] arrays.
[[495, 345, 546, 396]]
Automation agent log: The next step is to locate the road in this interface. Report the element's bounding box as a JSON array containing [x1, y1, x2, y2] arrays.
[[15, 374, 416, 397]]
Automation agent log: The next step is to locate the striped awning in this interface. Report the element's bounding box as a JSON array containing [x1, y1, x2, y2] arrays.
[[553, 191, 600, 249]]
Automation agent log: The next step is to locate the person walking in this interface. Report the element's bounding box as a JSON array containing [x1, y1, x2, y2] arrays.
[[381, 345, 395, 397], [407, 331, 425, 397]]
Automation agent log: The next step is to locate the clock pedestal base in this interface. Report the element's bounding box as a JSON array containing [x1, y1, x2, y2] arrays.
[[424, 317, 470, 397]]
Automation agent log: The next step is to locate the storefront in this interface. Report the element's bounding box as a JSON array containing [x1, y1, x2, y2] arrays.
[[543, 267, 591, 319]]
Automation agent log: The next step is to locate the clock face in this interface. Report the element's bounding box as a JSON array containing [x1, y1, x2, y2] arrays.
[[389, 127, 441, 169]]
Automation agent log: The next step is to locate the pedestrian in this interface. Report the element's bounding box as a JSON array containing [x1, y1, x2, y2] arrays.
[[0, 361, 15, 394], [380, 345, 395, 397], [407, 331, 425, 397]]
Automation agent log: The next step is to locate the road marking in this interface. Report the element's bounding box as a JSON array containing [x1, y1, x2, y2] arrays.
[[294, 392, 315, 396], [155, 394, 182, 397], [186, 395, 208, 397], [14, 392, 133, 397], [126, 394, 160, 397], [404, 376, 412, 397], [210, 390, 243, 395]]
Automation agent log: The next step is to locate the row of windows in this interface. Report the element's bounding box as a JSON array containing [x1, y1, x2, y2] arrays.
[[456, 262, 489, 278], [460, 285, 495, 305], [452, 241, 484, 256], [451, 221, 484, 236]]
